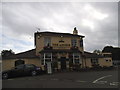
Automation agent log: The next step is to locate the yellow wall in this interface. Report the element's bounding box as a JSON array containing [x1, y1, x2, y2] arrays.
[[84, 58, 92, 68], [36, 36, 44, 55], [2, 57, 113, 71], [35, 34, 84, 55], [83, 57, 113, 68], [99, 58, 113, 67], [2, 59, 16, 71], [2, 58, 41, 71]]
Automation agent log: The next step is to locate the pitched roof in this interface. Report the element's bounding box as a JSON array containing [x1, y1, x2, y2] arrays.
[[35, 31, 85, 38], [84, 51, 103, 58], [102, 46, 120, 60], [2, 49, 38, 60]]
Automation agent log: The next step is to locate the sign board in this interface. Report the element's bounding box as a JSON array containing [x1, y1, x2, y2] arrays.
[[52, 43, 71, 49]]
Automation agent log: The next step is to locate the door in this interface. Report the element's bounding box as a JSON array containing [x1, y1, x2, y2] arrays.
[[60, 57, 66, 70]]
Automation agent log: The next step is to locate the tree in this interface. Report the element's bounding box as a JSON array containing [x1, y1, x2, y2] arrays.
[[102, 46, 113, 53], [93, 49, 102, 55], [1, 49, 15, 58]]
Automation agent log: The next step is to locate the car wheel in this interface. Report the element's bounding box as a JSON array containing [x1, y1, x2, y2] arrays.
[[31, 71, 37, 76], [2, 73, 8, 79]]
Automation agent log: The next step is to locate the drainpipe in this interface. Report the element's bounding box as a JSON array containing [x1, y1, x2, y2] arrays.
[[73, 53, 75, 64], [51, 53, 52, 62], [44, 53, 45, 65]]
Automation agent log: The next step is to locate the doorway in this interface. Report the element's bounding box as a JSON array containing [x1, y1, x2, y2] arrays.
[[60, 57, 66, 70]]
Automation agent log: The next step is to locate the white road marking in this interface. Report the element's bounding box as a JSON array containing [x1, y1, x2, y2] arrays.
[[110, 82, 120, 86], [39, 79, 47, 80], [94, 81, 107, 84], [50, 78, 59, 80], [92, 75, 112, 84], [7, 79, 14, 80], [76, 80, 87, 83]]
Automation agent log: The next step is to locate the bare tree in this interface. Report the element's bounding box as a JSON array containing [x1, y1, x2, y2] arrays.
[[93, 49, 102, 55]]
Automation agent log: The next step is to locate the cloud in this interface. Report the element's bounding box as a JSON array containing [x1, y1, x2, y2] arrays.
[[83, 4, 109, 20], [1, 2, 118, 53]]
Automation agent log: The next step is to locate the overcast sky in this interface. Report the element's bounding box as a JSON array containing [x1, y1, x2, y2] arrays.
[[1, 2, 118, 53]]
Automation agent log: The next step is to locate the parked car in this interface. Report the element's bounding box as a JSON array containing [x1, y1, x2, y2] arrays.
[[2, 64, 43, 79]]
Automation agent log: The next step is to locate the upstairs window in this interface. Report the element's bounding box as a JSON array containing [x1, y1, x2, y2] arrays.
[[103, 54, 112, 57], [45, 53, 52, 59], [80, 39, 83, 47], [71, 39, 77, 47], [44, 37, 51, 46]]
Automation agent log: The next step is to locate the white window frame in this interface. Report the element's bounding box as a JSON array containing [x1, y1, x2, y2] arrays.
[[73, 53, 80, 64], [43, 53, 52, 65], [44, 37, 51, 46]]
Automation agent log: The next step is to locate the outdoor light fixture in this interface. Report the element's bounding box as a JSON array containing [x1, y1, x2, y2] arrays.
[[59, 35, 64, 42], [61, 35, 63, 38], [38, 35, 40, 39], [38, 34, 42, 39]]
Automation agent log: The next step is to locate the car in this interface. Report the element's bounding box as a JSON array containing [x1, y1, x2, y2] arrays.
[[2, 64, 43, 79]]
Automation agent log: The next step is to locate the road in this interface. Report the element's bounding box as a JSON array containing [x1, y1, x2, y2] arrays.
[[2, 69, 119, 88]]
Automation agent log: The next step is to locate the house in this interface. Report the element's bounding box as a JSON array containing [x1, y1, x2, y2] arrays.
[[2, 27, 113, 71], [102, 46, 120, 66]]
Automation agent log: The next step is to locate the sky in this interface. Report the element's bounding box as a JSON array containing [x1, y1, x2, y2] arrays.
[[1, 2, 118, 53]]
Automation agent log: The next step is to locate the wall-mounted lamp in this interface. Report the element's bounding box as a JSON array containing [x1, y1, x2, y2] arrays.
[[59, 35, 64, 42], [61, 35, 63, 38], [37, 34, 42, 39]]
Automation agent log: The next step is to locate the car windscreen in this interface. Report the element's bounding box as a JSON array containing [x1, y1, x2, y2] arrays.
[[15, 64, 25, 69]]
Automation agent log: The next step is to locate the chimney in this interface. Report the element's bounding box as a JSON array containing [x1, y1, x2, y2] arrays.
[[73, 27, 78, 35]]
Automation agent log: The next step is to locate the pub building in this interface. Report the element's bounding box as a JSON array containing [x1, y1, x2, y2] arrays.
[[35, 27, 84, 70], [2, 27, 113, 71]]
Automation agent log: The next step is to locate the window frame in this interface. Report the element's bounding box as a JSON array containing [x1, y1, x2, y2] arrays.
[[44, 37, 51, 46], [41, 53, 52, 65], [73, 53, 80, 64], [71, 39, 77, 47], [91, 58, 99, 65]]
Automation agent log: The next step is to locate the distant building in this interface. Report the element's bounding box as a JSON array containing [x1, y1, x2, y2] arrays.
[[2, 28, 113, 71], [102, 46, 120, 66]]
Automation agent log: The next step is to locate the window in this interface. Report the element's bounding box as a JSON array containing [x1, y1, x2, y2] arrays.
[[74, 59, 79, 64], [74, 53, 79, 59], [91, 58, 98, 65], [103, 54, 112, 57], [42, 53, 52, 65], [106, 59, 111, 62], [109, 60, 111, 62], [15, 60, 25, 66], [73, 53, 80, 64], [106, 60, 108, 62], [45, 53, 52, 58], [80, 39, 83, 47], [71, 39, 77, 47], [44, 37, 51, 46]]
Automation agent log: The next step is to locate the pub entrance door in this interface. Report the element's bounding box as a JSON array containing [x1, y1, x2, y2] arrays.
[[60, 57, 66, 70]]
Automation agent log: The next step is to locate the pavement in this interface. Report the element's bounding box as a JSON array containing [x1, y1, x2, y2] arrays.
[[2, 69, 120, 88]]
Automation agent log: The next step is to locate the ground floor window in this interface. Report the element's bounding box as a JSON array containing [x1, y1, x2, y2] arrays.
[[41, 53, 52, 65], [91, 58, 99, 66], [73, 53, 80, 64], [15, 59, 25, 66], [52, 61, 58, 69]]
